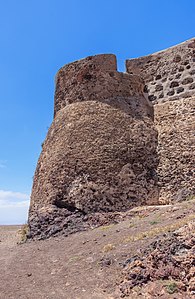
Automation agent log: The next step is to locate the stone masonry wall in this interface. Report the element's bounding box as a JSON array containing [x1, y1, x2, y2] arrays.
[[54, 54, 153, 119], [126, 38, 195, 104], [126, 38, 195, 203], [154, 97, 195, 202], [29, 54, 158, 239]]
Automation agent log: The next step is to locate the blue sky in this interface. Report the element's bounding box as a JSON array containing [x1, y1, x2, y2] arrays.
[[0, 0, 195, 224]]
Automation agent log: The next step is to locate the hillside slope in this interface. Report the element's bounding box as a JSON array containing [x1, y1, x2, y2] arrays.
[[0, 199, 194, 299]]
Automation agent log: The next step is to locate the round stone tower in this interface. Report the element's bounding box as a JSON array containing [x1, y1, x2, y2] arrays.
[[28, 54, 158, 239]]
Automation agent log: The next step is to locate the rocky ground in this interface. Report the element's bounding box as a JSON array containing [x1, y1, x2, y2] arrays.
[[0, 198, 194, 299]]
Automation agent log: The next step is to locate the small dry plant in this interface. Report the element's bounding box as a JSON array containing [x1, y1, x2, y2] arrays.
[[18, 224, 29, 243], [102, 243, 115, 253]]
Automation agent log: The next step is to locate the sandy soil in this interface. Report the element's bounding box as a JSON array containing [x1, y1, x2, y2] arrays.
[[0, 200, 194, 299]]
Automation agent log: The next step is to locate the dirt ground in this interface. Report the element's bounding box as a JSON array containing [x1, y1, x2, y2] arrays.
[[0, 199, 194, 299]]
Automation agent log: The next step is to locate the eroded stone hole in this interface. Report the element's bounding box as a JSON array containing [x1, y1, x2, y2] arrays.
[[53, 197, 87, 215], [83, 73, 93, 80], [54, 199, 76, 211]]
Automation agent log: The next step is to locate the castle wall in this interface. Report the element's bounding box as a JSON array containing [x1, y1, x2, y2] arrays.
[[126, 39, 195, 104], [126, 38, 195, 203], [154, 97, 195, 202]]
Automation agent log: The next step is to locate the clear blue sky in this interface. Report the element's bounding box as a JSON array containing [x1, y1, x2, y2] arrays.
[[0, 0, 195, 224]]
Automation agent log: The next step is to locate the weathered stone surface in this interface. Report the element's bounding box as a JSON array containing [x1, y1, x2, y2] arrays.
[[29, 54, 158, 239], [126, 38, 195, 204], [126, 38, 195, 104], [154, 97, 195, 203], [54, 54, 153, 118]]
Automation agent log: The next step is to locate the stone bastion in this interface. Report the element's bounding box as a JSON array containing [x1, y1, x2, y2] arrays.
[[28, 38, 195, 239], [29, 54, 158, 239]]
